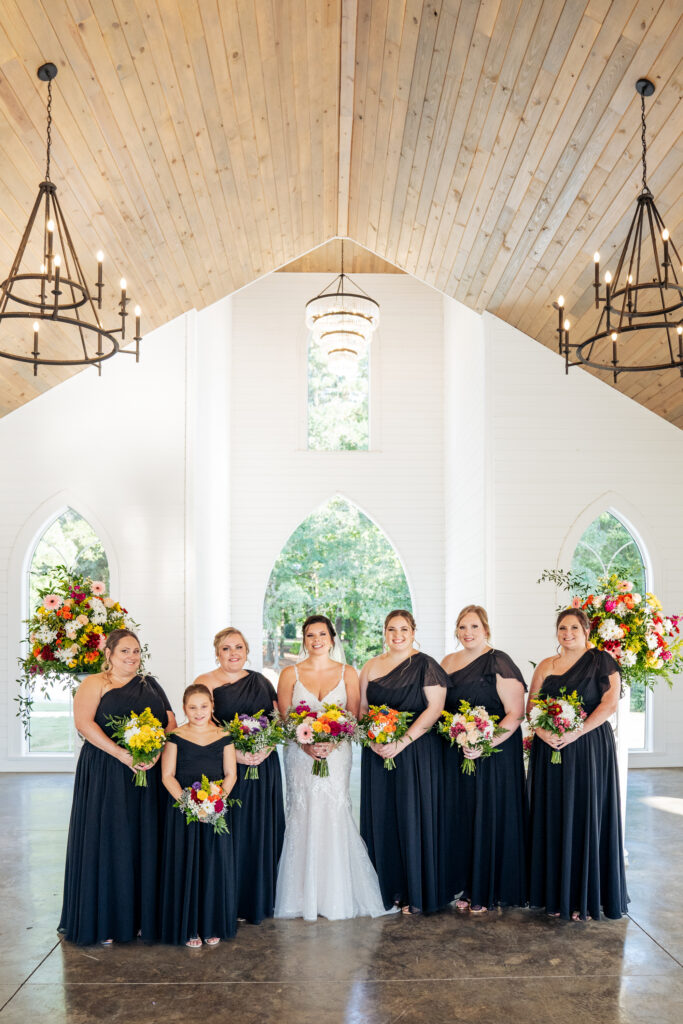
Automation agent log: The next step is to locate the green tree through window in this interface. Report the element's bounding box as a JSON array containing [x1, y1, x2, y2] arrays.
[[263, 497, 410, 671], [27, 509, 109, 754], [571, 511, 648, 748], [307, 340, 369, 450]]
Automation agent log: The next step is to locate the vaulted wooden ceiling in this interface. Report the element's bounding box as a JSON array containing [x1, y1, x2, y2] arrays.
[[0, 1, 681, 423]]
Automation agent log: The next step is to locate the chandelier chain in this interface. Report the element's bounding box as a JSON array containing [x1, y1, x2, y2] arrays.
[[45, 78, 53, 182], [640, 91, 647, 192]]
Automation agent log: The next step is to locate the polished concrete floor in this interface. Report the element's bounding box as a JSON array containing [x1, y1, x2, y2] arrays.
[[0, 769, 681, 1024]]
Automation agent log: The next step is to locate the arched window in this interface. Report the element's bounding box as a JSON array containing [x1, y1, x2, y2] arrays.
[[307, 338, 369, 450], [262, 497, 410, 675], [570, 511, 649, 750], [26, 508, 109, 754]]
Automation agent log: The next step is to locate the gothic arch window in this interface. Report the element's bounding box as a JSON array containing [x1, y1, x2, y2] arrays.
[[26, 508, 110, 754], [262, 496, 410, 676], [570, 510, 650, 750]]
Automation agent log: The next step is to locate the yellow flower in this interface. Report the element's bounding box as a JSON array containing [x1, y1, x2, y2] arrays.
[[197, 789, 208, 801]]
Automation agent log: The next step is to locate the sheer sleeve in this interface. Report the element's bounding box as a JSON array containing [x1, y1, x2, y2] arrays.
[[594, 649, 622, 697], [493, 651, 528, 692], [422, 654, 449, 688]]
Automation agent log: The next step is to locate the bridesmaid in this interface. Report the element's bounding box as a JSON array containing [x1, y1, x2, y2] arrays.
[[360, 609, 448, 914], [527, 608, 629, 921], [194, 628, 284, 924], [159, 683, 238, 945], [59, 629, 176, 945], [441, 605, 527, 913]]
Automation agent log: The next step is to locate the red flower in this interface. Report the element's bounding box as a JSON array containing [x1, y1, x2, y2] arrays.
[[547, 703, 562, 717], [40, 645, 55, 661], [214, 799, 224, 813]]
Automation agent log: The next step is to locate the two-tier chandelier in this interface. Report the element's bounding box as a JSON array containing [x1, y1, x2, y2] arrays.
[[305, 240, 379, 376], [0, 63, 142, 376], [555, 79, 682, 379]]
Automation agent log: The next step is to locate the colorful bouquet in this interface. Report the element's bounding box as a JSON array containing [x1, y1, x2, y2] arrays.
[[437, 700, 506, 775], [539, 569, 683, 688], [224, 710, 285, 780], [527, 687, 586, 764], [283, 702, 356, 777], [106, 706, 166, 786], [16, 565, 142, 737], [174, 775, 239, 835], [355, 705, 414, 770]]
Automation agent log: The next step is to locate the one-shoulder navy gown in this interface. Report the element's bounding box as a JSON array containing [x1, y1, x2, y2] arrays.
[[213, 671, 284, 923], [360, 652, 449, 913], [444, 649, 527, 909], [59, 675, 173, 944], [527, 648, 629, 920]]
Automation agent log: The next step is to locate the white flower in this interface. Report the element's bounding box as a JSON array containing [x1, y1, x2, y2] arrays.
[[65, 623, 78, 640], [622, 650, 637, 667], [646, 633, 659, 650], [529, 706, 543, 726], [89, 598, 107, 625], [615, 601, 628, 617], [35, 625, 58, 644], [633, 594, 642, 604], [55, 644, 78, 663], [124, 724, 139, 744], [598, 618, 624, 642], [663, 619, 673, 634]]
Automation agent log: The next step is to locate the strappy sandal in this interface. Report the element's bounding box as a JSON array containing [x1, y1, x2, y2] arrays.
[[205, 936, 220, 945], [185, 937, 202, 948]]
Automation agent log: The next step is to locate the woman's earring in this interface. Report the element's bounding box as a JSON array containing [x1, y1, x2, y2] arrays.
[[103, 658, 111, 672], [413, 639, 421, 651]]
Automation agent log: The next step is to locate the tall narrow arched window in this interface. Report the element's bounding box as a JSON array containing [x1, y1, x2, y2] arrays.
[[570, 511, 649, 750], [26, 508, 110, 754], [307, 338, 370, 450], [262, 497, 410, 675]]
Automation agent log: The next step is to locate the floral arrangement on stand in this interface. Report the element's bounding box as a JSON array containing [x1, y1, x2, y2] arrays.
[[538, 569, 683, 689], [16, 565, 142, 737]]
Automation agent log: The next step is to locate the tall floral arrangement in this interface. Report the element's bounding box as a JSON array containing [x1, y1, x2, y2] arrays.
[[539, 569, 682, 689], [16, 565, 142, 736]]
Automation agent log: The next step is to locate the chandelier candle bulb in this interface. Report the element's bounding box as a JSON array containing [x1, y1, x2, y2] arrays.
[[662, 229, 670, 285], [46, 218, 54, 265]]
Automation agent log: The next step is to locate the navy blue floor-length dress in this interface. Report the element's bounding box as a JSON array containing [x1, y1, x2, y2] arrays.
[[159, 733, 237, 944], [443, 650, 527, 908], [527, 648, 629, 920], [59, 675, 173, 945], [360, 652, 449, 914], [213, 672, 285, 923]]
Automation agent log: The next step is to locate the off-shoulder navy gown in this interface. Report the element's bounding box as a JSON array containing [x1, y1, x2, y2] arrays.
[[159, 733, 237, 943], [527, 648, 629, 920], [360, 652, 449, 913], [444, 649, 527, 908], [59, 675, 172, 944], [213, 671, 284, 923]]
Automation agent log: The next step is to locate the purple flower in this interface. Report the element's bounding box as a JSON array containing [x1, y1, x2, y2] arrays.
[[191, 781, 202, 791]]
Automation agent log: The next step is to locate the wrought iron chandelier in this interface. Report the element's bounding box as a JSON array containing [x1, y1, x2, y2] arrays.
[[555, 79, 682, 379], [0, 63, 142, 376], [305, 240, 379, 376]]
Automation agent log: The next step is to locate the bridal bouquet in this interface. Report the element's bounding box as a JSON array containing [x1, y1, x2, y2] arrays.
[[283, 702, 356, 777], [438, 701, 506, 775], [174, 775, 239, 835], [356, 705, 414, 771], [224, 710, 285, 780], [106, 706, 166, 786], [527, 687, 586, 764]]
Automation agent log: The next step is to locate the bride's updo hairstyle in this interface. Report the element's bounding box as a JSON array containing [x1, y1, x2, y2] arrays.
[[384, 609, 416, 631], [455, 605, 491, 641], [301, 614, 336, 645]]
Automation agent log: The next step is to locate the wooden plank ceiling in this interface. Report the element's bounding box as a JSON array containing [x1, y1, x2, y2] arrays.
[[0, 0, 681, 423]]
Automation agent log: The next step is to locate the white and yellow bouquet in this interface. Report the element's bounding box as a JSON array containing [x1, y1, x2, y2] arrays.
[[106, 706, 166, 786]]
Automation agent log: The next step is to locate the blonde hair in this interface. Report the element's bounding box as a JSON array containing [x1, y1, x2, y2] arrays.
[[455, 605, 491, 641], [213, 627, 249, 656]]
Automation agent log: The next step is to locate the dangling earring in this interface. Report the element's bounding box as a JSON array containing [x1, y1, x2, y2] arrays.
[[103, 657, 111, 672], [413, 639, 421, 651]]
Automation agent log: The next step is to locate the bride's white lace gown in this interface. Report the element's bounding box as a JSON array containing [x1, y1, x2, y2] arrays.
[[274, 667, 388, 921]]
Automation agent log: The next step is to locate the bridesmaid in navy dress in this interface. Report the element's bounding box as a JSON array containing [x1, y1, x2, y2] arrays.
[[160, 684, 238, 945], [195, 628, 284, 924], [441, 605, 527, 913], [527, 608, 629, 921], [59, 629, 176, 945], [360, 610, 448, 914]]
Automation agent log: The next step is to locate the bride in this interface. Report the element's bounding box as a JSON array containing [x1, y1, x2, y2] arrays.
[[274, 614, 388, 921]]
